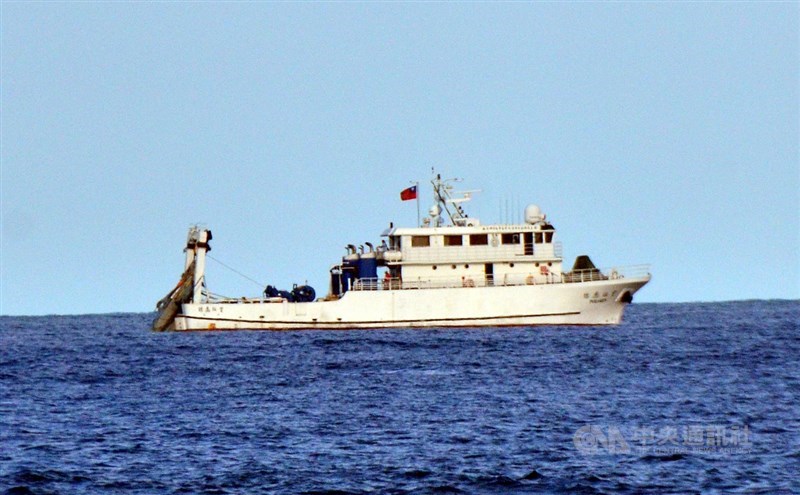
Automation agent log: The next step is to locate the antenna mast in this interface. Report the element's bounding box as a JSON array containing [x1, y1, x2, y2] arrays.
[[430, 172, 481, 226]]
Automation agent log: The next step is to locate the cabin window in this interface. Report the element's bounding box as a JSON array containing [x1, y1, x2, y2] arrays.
[[444, 235, 463, 246], [535, 232, 544, 243], [469, 234, 488, 246], [501, 233, 519, 245], [545, 231, 554, 243], [411, 236, 430, 247]]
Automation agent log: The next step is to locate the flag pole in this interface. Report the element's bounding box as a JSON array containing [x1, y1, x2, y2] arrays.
[[414, 181, 420, 226]]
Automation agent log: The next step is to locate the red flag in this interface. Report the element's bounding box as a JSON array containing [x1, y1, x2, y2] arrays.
[[400, 185, 417, 201]]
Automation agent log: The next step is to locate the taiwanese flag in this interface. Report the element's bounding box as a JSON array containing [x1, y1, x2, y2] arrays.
[[400, 185, 417, 201]]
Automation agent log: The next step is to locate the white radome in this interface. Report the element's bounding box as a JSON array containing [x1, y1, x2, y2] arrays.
[[525, 204, 544, 224]]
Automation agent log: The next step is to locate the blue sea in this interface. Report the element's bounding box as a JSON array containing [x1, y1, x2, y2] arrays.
[[1, 301, 798, 495]]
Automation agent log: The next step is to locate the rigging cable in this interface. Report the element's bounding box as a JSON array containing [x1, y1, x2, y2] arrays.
[[206, 254, 266, 290]]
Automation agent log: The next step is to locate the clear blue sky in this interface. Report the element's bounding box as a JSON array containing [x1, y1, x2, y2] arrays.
[[2, 2, 798, 315]]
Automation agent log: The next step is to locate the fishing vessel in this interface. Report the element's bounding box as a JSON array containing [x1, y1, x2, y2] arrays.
[[153, 174, 650, 331]]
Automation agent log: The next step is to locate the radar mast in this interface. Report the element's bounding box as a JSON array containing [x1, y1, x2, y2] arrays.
[[429, 172, 481, 227]]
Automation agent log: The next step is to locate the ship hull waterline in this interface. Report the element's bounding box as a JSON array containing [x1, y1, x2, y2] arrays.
[[173, 277, 649, 331]]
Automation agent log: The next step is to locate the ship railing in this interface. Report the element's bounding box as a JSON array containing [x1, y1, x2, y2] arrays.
[[203, 290, 275, 304], [201, 265, 652, 301], [350, 264, 650, 292], [560, 269, 607, 283], [351, 276, 490, 291], [356, 275, 533, 291], [560, 264, 651, 283]]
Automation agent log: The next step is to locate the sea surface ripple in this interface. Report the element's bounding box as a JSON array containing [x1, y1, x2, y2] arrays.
[[1, 300, 799, 494]]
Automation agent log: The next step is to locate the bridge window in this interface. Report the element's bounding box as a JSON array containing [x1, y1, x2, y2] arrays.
[[444, 235, 463, 246], [411, 236, 430, 247], [501, 233, 519, 245], [536, 231, 554, 243], [469, 234, 488, 246]]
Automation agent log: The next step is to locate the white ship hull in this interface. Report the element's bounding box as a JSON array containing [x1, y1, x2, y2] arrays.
[[173, 276, 649, 331]]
